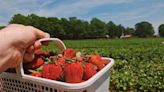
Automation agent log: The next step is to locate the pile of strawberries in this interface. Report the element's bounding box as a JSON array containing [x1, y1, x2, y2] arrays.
[[24, 48, 109, 83]]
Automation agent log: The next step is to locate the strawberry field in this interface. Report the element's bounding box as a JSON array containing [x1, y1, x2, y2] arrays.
[[42, 38, 164, 91]]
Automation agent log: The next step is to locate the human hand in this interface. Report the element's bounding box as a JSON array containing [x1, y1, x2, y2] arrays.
[[0, 24, 50, 72]]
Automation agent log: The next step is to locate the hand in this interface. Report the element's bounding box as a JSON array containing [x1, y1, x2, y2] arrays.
[[0, 24, 50, 72]]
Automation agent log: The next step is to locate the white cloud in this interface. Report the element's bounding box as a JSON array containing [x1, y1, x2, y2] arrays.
[[0, 0, 134, 25], [35, 0, 134, 17], [0, 0, 55, 25], [98, 2, 163, 21], [0, 0, 37, 13], [92, 2, 164, 34]]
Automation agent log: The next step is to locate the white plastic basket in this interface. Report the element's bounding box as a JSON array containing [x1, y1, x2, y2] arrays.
[[0, 38, 114, 92]]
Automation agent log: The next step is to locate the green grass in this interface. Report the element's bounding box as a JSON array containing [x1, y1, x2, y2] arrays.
[[42, 38, 164, 91]]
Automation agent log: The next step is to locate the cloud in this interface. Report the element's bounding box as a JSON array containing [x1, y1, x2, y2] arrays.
[[88, 2, 164, 35], [97, 2, 163, 21], [0, 0, 134, 25], [0, 0, 55, 25], [0, 0, 38, 13], [35, 0, 134, 17], [94, 2, 164, 28]]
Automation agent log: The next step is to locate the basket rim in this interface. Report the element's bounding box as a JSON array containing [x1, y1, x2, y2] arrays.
[[1, 57, 114, 89]]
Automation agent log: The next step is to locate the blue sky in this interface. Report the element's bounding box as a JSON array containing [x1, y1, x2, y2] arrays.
[[0, 0, 164, 34]]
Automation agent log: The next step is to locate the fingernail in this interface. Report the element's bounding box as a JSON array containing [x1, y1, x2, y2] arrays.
[[45, 33, 50, 38]]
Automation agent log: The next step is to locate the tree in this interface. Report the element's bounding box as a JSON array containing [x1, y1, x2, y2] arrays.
[[9, 14, 31, 25], [106, 21, 117, 38], [124, 27, 135, 35], [10, 13, 135, 39], [82, 21, 90, 38], [28, 14, 52, 34], [47, 17, 65, 39], [159, 24, 164, 37], [60, 18, 72, 39], [135, 21, 154, 37], [0, 26, 5, 30], [116, 24, 125, 38], [90, 18, 107, 38], [68, 17, 87, 39]]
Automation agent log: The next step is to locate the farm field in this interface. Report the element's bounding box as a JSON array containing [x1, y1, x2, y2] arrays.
[[42, 38, 164, 91]]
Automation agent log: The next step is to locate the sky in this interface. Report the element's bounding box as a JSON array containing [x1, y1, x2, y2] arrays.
[[0, 0, 164, 34]]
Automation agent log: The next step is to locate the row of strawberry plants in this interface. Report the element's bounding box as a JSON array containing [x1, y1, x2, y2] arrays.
[[101, 39, 164, 91]]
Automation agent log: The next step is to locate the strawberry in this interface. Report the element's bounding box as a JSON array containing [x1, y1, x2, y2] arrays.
[[89, 55, 105, 70], [81, 52, 87, 57], [44, 50, 55, 57], [83, 63, 97, 80], [101, 59, 109, 65], [35, 49, 44, 56], [64, 62, 84, 83], [64, 48, 76, 59], [41, 41, 49, 46], [25, 57, 44, 69], [30, 72, 41, 77], [56, 57, 65, 65], [42, 64, 63, 80], [77, 57, 84, 62]]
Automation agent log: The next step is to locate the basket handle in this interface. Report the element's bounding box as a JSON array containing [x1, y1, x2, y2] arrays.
[[16, 38, 67, 76]]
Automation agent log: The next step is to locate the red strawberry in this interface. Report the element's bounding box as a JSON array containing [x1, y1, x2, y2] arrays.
[[83, 63, 97, 80], [89, 55, 105, 70], [25, 57, 44, 69], [41, 41, 49, 46], [44, 50, 55, 57], [30, 72, 41, 77], [42, 64, 63, 80], [64, 62, 84, 83], [102, 59, 109, 65], [35, 49, 44, 56], [77, 57, 84, 62], [64, 48, 76, 59], [56, 57, 65, 65], [81, 52, 87, 57]]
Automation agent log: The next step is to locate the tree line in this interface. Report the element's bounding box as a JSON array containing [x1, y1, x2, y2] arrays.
[[1, 14, 164, 39]]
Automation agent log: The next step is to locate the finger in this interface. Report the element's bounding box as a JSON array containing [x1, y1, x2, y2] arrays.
[[23, 52, 35, 63], [26, 45, 35, 53], [34, 41, 42, 50], [36, 30, 50, 39], [7, 24, 25, 28], [9, 50, 22, 68], [26, 26, 50, 39]]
